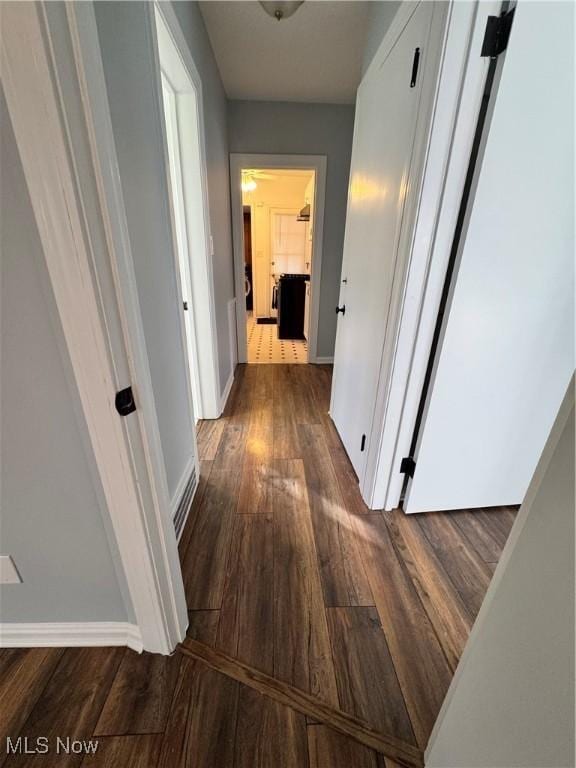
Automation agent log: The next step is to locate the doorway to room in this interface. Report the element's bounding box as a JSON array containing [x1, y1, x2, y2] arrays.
[[243, 168, 314, 363], [155, 4, 221, 420], [231, 154, 327, 365]]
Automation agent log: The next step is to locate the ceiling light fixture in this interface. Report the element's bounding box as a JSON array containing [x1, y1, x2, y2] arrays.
[[259, 1, 304, 22], [241, 174, 257, 193]]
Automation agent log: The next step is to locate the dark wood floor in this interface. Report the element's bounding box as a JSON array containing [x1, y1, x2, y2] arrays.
[[0, 364, 517, 768]]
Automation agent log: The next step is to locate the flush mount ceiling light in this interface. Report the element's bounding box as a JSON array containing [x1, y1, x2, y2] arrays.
[[241, 169, 277, 192], [259, 1, 304, 21], [241, 176, 257, 193]]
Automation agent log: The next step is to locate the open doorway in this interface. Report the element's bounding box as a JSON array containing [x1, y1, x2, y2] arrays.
[[231, 154, 327, 364], [243, 168, 314, 363], [154, 4, 221, 419]]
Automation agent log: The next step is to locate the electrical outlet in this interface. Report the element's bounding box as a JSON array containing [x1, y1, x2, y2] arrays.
[[0, 556, 22, 584]]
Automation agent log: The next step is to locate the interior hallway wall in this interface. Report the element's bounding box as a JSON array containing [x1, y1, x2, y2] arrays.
[[95, 1, 196, 504], [227, 100, 355, 360], [95, 2, 235, 505], [0, 89, 131, 623]]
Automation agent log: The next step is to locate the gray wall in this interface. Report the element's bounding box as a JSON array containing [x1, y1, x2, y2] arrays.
[[361, 1, 402, 74], [170, 1, 235, 394], [227, 100, 355, 358], [95, 3, 201, 501], [0, 91, 130, 623], [427, 383, 575, 767]]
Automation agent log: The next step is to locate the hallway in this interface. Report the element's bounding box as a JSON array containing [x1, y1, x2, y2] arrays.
[[179, 364, 517, 756], [0, 364, 518, 767]]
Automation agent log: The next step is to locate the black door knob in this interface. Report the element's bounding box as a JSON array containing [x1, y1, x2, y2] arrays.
[[335, 305, 346, 315]]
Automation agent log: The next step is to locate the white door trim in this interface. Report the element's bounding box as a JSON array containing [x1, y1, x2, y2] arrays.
[[159, 71, 203, 425], [230, 153, 327, 364], [2, 2, 188, 653], [154, 2, 221, 419]]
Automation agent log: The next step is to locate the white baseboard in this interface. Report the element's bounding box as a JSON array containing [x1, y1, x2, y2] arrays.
[[220, 369, 234, 414], [313, 356, 334, 364], [0, 622, 143, 652], [170, 454, 196, 520]]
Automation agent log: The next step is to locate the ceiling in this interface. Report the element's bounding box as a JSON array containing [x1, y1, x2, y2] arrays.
[[198, 2, 371, 104], [241, 168, 314, 203]]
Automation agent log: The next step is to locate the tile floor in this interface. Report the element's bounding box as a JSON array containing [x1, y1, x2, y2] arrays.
[[246, 312, 308, 363]]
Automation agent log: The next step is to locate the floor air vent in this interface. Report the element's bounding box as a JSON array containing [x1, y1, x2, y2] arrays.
[[173, 467, 197, 542]]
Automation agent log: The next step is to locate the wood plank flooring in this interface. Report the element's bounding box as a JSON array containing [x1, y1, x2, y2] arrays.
[[187, 364, 518, 752], [1, 364, 517, 767]]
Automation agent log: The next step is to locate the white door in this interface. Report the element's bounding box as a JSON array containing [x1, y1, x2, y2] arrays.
[[161, 74, 200, 420], [330, 2, 435, 479], [270, 209, 306, 315], [251, 203, 270, 319], [271, 210, 306, 274], [405, 2, 574, 512]]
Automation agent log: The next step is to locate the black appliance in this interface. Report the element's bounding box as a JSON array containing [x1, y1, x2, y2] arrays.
[[277, 274, 309, 340], [245, 264, 253, 310]]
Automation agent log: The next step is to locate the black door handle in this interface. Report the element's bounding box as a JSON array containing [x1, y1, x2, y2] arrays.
[[335, 305, 346, 315]]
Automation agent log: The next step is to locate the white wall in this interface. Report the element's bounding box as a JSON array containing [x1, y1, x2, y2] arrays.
[[228, 100, 355, 359], [426, 380, 575, 768], [0, 89, 130, 623]]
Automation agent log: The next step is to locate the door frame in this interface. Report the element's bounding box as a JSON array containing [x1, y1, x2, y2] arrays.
[[230, 153, 327, 363], [154, 2, 221, 420], [159, 69, 203, 424], [2, 1, 189, 652]]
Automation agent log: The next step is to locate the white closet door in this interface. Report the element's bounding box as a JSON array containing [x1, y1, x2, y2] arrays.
[[405, 2, 574, 512], [330, 2, 435, 479]]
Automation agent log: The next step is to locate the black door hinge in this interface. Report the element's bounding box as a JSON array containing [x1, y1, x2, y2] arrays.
[[400, 456, 416, 478], [115, 386, 136, 417], [410, 47, 420, 88], [360, 434, 366, 452], [481, 8, 515, 58]]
